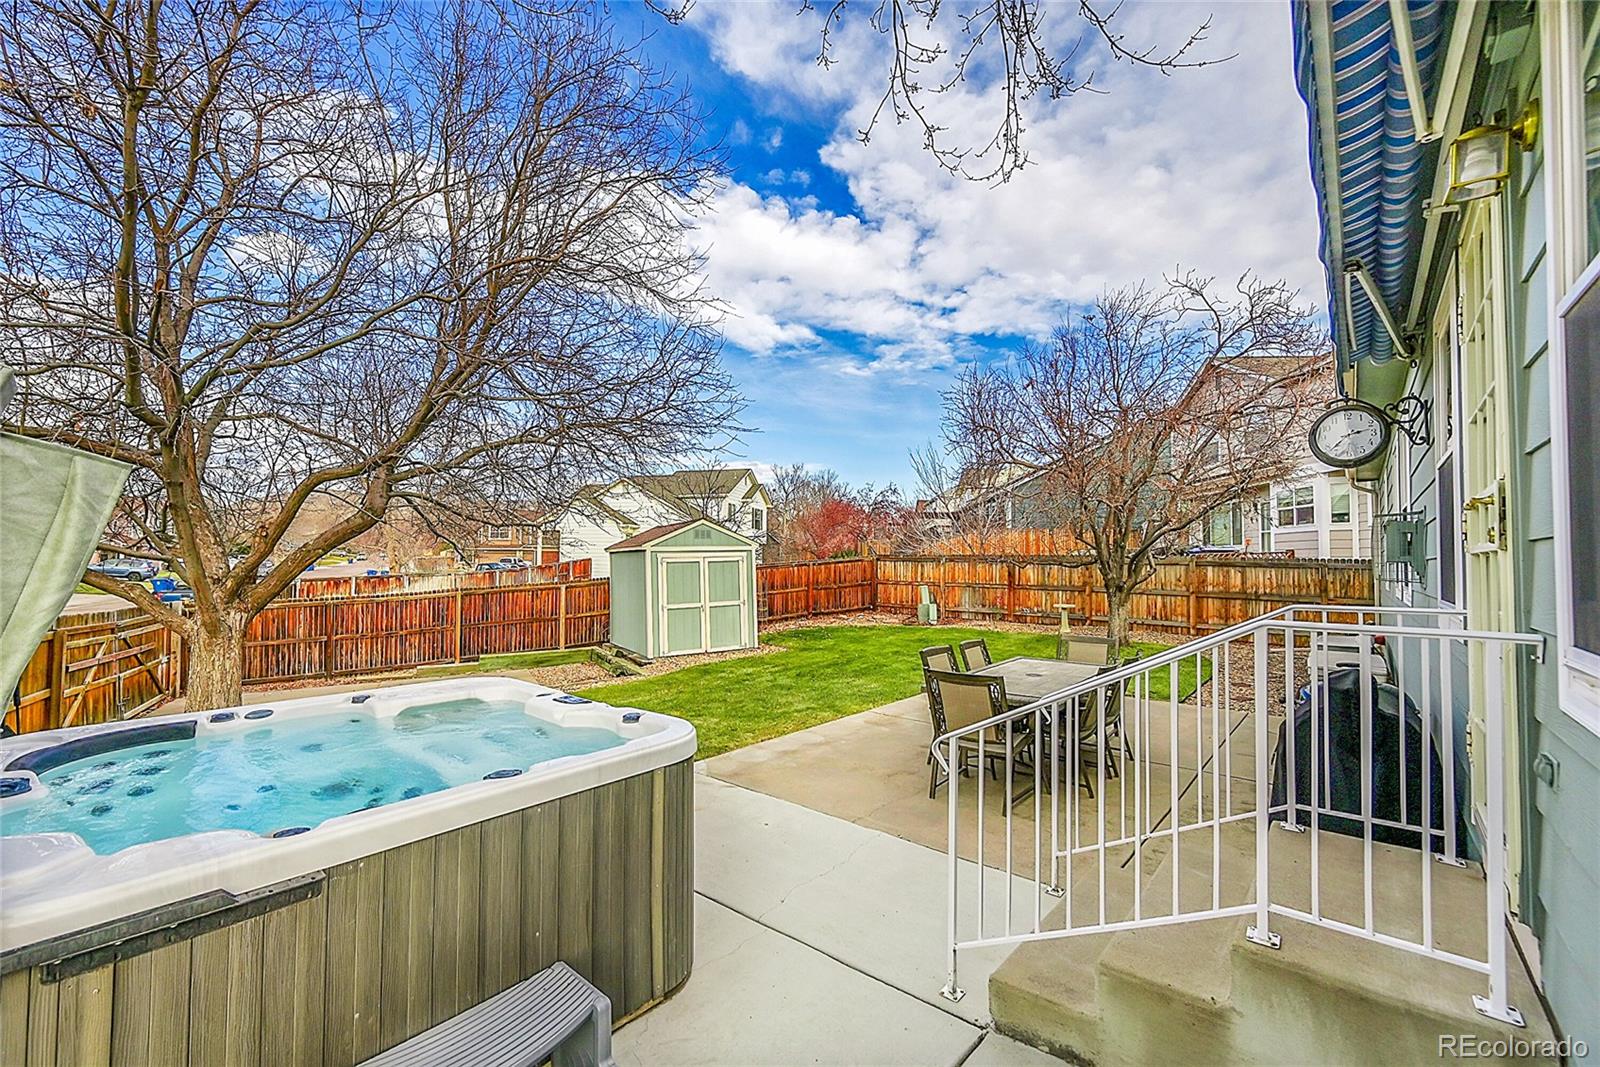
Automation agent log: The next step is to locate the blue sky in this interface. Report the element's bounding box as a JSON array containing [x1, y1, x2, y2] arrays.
[[625, 2, 1328, 492]]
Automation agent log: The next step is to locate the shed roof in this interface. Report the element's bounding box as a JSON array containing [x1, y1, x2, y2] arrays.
[[606, 516, 756, 552]]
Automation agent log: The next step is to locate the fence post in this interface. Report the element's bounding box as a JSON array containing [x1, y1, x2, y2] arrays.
[[453, 588, 465, 664], [1005, 562, 1017, 623], [1187, 557, 1199, 636], [868, 557, 879, 612], [323, 600, 335, 679], [558, 582, 568, 649], [806, 562, 815, 618], [46, 627, 66, 731]]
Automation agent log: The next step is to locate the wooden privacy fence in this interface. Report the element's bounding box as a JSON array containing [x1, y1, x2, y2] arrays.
[[291, 558, 590, 599], [756, 558, 876, 621], [8, 578, 609, 734], [242, 578, 610, 683], [11, 554, 1371, 734], [873, 554, 1374, 635]]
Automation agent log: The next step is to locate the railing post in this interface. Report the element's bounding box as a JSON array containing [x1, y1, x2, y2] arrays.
[[1247, 625, 1281, 949], [1473, 643, 1524, 1026], [942, 734, 964, 1002]]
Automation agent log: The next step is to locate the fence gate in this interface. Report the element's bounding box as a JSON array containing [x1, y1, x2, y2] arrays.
[[8, 615, 184, 734]]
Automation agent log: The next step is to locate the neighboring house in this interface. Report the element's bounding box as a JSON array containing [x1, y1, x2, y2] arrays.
[[550, 468, 771, 578], [1198, 465, 1373, 558], [1188, 355, 1375, 559], [1295, 0, 1598, 1045], [470, 512, 560, 566]]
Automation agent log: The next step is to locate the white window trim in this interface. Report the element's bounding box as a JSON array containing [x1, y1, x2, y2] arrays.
[[1274, 484, 1317, 529], [1551, 256, 1600, 732], [1543, 2, 1600, 736]]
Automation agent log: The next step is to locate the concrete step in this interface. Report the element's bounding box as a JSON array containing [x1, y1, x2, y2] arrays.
[[988, 822, 1557, 1065]]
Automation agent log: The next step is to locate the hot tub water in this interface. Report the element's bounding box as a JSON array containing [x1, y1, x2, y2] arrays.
[[0, 697, 622, 854]]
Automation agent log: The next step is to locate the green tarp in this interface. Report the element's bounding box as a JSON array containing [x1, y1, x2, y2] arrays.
[[0, 364, 131, 711]]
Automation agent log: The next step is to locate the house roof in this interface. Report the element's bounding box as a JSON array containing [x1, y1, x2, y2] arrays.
[[565, 488, 637, 528], [606, 517, 754, 551], [631, 468, 754, 501], [1214, 354, 1331, 380]]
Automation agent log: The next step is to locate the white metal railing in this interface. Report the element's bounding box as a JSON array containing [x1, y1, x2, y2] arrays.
[[934, 604, 1542, 1027]]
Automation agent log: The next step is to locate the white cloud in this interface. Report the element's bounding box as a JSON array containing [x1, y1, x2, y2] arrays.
[[728, 118, 752, 145], [686, 2, 1327, 383], [763, 127, 784, 151]]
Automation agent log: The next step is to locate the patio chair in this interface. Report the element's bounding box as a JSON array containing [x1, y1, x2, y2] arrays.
[[1044, 653, 1140, 797], [920, 645, 962, 764], [1062, 634, 1115, 666], [925, 669, 1031, 808], [958, 638, 992, 669]]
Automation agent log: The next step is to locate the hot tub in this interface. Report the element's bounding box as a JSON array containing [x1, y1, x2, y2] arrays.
[[0, 677, 696, 1066]]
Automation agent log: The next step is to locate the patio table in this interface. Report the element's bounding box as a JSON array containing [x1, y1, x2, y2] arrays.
[[971, 656, 1101, 706], [961, 656, 1103, 806]]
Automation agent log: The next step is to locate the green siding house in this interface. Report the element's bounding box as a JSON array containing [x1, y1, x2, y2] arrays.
[[1295, 0, 1599, 1044], [606, 518, 758, 660]]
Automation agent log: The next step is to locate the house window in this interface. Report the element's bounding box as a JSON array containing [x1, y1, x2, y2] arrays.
[[1275, 486, 1315, 527], [1330, 482, 1351, 523], [1204, 503, 1242, 547], [1557, 262, 1600, 677], [725, 502, 737, 522], [486, 525, 512, 542], [543, 528, 560, 553], [751, 508, 764, 532], [520, 524, 538, 544]]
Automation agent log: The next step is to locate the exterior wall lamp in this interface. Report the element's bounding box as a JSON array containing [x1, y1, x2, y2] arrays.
[[1446, 100, 1540, 204]]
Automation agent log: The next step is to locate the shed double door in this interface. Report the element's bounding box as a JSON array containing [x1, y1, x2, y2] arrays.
[[659, 555, 748, 655]]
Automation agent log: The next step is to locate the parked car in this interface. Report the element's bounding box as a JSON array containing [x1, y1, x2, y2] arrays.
[[88, 557, 158, 581], [497, 557, 531, 569], [474, 561, 513, 572]]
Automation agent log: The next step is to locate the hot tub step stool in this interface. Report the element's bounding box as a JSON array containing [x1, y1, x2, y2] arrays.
[[359, 961, 616, 1067]]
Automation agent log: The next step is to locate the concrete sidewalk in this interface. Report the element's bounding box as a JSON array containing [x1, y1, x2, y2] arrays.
[[614, 772, 1065, 1066]]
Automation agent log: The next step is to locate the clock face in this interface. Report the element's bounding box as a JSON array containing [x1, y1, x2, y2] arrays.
[[1309, 404, 1389, 467]]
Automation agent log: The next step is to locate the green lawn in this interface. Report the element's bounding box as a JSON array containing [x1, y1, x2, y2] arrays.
[[577, 624, 1206, 760]]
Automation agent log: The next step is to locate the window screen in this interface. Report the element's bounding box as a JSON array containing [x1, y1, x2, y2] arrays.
[[1564, 276, 1600, 656]]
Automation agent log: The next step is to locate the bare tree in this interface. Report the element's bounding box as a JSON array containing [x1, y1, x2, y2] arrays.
[[0, 0, 739, 708], [937, 272, 1324, 648], [805, 0, 1232, 182]]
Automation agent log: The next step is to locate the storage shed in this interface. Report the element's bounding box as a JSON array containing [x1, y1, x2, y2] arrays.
[[606, 518, 758, 659]]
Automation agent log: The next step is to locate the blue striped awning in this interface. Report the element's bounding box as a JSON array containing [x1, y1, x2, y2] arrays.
[[1293, 0, 1447, 368]]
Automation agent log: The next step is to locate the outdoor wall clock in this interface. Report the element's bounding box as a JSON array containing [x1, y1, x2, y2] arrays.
[[1308, 400, 1392, 468]]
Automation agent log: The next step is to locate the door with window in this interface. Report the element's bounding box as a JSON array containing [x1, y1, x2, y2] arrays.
[[1456, 195, 1523, 896], [658, 555, 748, 655]]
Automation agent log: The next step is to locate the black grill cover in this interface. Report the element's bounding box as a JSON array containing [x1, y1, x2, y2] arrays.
[[1268, 667, 1469, 852]]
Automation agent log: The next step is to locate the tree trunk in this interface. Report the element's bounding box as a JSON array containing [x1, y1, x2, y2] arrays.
[[185, 613, 248, 711], [1105, 590, 1132, 655]]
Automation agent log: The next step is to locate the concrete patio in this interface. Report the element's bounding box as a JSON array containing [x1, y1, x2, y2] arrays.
[[612, 771, 1066, 1065]]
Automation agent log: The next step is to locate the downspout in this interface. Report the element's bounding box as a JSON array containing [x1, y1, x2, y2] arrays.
[[1348, 474, 1382, 594]]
